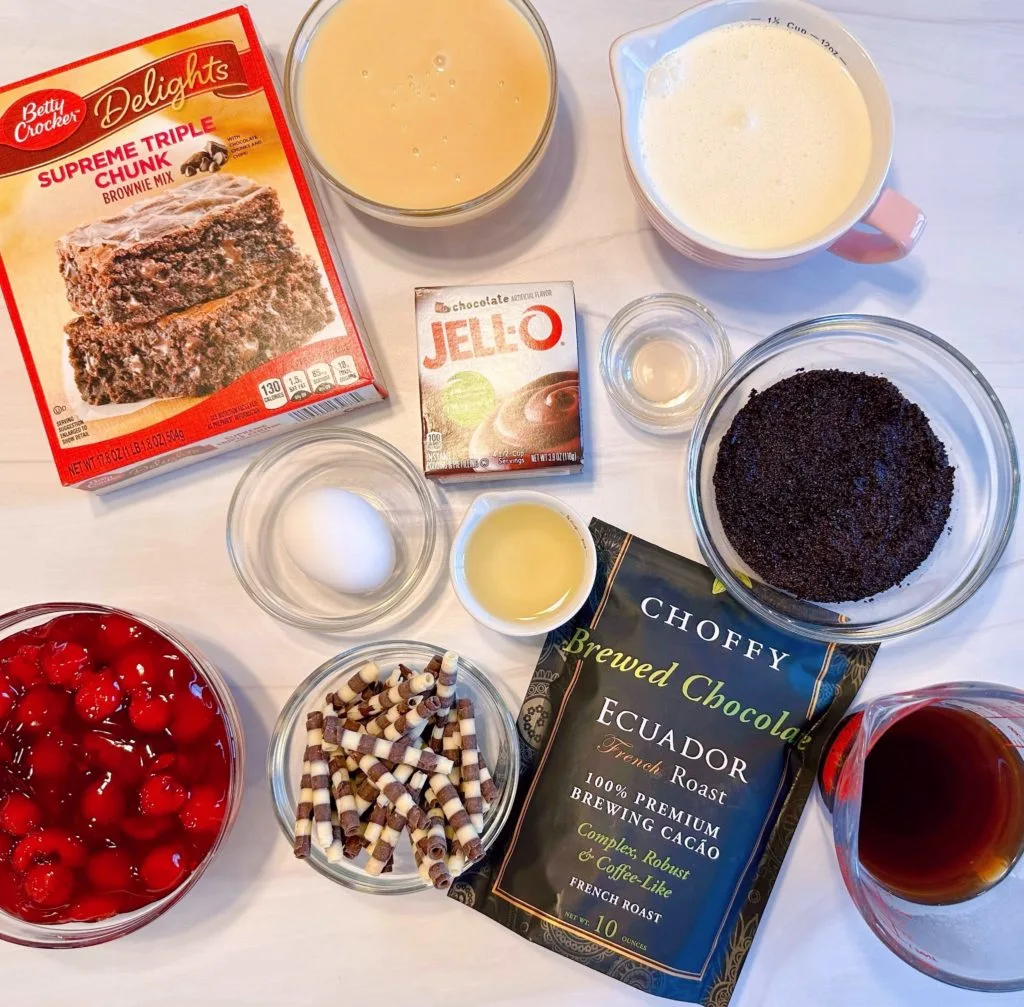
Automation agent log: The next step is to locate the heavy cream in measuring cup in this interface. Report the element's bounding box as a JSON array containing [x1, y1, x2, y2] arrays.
[[638, 22, 873, 251]]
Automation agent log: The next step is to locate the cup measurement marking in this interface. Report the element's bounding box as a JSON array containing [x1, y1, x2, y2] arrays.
[[752, 16, 845, 60]]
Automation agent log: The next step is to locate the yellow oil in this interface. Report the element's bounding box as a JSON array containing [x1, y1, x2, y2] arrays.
[[464, 503, 585, 624]]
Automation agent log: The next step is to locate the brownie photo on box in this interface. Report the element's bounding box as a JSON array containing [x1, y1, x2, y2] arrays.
[[57, 174, 334, 406], [67, 256, 332, 404]]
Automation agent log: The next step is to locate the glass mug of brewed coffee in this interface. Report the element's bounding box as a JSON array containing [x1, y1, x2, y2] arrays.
[[818, 682, 1024, 991]]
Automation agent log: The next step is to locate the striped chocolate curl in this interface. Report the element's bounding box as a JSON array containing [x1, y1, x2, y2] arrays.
[[337, 730, 454, 775], [328, 755, 360, 837], [457, 697, 485, 832], [293, 761, 314, 859], [428, 774, 483, 862], [359, 754, 427, 832]]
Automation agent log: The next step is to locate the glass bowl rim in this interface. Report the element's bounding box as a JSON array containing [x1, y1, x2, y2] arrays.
[[283, 0, 560, 220], [0, 601, 245, 948], [226, 426, 439, 633], [599, 292, 731, 433], [266, 639, 520, 895], [687, 314, 1021, 643]]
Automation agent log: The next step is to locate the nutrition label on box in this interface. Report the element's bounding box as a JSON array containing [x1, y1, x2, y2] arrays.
[[331, 355, 359, 386], [306, 363, 334, 393], [284, 371, 312, 401]]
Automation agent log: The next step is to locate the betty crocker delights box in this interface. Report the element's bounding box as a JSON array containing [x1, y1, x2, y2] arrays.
[[0, 7, 386, 490]]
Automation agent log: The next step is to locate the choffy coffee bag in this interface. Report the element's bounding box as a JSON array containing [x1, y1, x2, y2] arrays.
[[451, 519, 877, 1004]]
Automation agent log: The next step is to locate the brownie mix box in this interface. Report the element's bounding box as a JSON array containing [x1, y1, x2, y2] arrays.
[[416, 281, 583, 482], [0, 6, 386, 490]]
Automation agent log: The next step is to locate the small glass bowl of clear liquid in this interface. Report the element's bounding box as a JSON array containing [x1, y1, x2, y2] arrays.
[[599, 293, 731, 434]]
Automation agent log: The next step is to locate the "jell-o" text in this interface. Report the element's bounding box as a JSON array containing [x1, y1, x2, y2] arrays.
[[423, 305, 563, 369]]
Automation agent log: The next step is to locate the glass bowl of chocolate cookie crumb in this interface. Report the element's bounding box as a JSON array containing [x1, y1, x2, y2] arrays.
[[689, 315, 1019, 643]]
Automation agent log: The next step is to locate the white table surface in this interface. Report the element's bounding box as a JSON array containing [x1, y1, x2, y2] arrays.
[[0, 0, 1021, 1003]]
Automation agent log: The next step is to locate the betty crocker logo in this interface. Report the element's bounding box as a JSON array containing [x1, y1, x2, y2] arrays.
[[0, 43, 261, 176], [0, 88, 86, 151]]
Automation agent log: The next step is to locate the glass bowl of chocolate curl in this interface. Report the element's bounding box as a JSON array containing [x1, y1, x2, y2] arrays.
[[689, 315, 1019, 643], [268, 642, 519, 894]]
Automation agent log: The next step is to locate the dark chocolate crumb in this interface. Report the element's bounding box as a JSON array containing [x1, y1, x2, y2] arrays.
[[713, 369, 955, 603]]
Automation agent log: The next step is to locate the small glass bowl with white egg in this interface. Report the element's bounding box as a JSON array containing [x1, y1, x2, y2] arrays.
[[227, 426, 440, 632]]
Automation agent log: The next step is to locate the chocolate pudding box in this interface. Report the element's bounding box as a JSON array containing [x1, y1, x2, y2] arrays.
[[0, 7, 386, 490], [416, 282, 583, 482]]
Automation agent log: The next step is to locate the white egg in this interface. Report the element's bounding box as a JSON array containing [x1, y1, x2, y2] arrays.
[[280, 486, 397, 595]]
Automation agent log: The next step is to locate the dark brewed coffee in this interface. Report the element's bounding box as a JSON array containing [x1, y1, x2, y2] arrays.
[[858, 705, 1024, 905]]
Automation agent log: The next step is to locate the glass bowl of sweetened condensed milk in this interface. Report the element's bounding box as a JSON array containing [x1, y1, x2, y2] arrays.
[[286, 0, 558, 226]]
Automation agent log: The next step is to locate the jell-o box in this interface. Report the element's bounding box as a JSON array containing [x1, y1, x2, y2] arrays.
[[416, 281, 583, 482]]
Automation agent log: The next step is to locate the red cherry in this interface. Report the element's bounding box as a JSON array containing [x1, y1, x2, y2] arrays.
[[31, 781, 72, 823], [0, 834, 12, 862], [0, 737, 11, 763], [139, 774, 186, 817], [174, 748, 210, 783], [0, 676, 17, 719], [113, 647, 173, 691], [14, 686, 69, 733], [87, 849, 133, 892], [148, 753, 176, 774], [122, 815, 173, 841], [95, 615, 143, 655], [74, 672, 122, 723], [24, 862, 74, 907], [159, 653, 189, 693], [28, 732, 73, 780], [40, 641, 91, 689], [179, 785, 225, 834], [80, 775, 125, 827], [0, 794, 42, 837], [128, 690, 170, 734], [43, 614, 97, 647], [140, 845, 187, 894], [66, 894, 119, 922], [11, 828, 86, 871], [3, 645, 43, 688], [169, 690, 215, 742], [82, 731, 145, 784]]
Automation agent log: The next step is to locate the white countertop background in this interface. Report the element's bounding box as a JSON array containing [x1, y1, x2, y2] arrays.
[[0, 0, 1021, 1003]]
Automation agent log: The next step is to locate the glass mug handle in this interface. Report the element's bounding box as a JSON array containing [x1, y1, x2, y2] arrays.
[[829, 189, 927, 264]]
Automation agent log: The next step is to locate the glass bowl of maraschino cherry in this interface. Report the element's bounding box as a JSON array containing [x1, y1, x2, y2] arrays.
[[0, 603, 243, 947]]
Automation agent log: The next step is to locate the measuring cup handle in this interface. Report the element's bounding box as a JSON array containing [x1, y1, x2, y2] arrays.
[[829, 189, 927, 264]]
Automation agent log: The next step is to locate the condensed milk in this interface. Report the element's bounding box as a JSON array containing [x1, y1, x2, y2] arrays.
[[296, 0, 552, 210]]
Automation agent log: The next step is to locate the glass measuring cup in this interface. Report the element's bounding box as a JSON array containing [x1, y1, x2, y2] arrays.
[[819, 683, 1024, 991]]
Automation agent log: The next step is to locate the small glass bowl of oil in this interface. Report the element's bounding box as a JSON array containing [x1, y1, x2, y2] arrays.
[[600, 293, 731, 434], [450, 490, 597, 637]]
